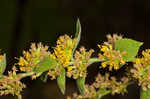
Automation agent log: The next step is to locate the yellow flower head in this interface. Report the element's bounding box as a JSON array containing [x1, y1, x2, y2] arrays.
[[50, 35, 76, 67], [101, 45, 108, 52], [98, 44, 126, 70], [66, 47, 94, 79], [98, 44, 113, 53], [48, 35, 77, 79], [18, 43, 50, 72]]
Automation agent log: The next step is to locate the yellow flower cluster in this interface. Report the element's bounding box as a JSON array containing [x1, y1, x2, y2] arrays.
[[48, 35, 76, 79], [50, 35, 76, 67], [131, 49, 150, 91], [98, 44, 126, 70], [66, 47, 94, 79], [18, 43, 50, 72]]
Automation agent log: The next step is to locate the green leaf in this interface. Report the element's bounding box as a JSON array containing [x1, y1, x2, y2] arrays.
[[34, 56, 57, 72], [115, 38, 143, 62], [57, 68, 66, 94], [140, 88, 150, 99], [96, 89, 111, 99], [77, 77, 85, 95], [75, 19, 81, 38], [0, 54, 6, 75], [72, 19, 81, 57], [88, 58, 105, 67]]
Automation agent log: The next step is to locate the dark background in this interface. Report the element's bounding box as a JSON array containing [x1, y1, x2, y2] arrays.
[[0, 0, 148, 99]]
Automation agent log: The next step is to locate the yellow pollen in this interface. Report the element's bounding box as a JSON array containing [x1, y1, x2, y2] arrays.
[[101, 46, 107, 52]]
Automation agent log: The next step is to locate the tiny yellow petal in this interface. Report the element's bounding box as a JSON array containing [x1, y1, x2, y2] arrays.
[[67, 66, 73, 72], [101, 62, 107, 68], [110, 62, 113, 66], [142, 51, 146, 56], [114, 64, 118, 70], [57, 40, 61, 45], [18, 57, 28, 66], [97, 44, 101, 48], [109, 45, 112, 50], [25, 52, 30, 59], [20, 67, 25, 71], [135, 58, 141, 64], [101, 46, 107, 52], [120, 60, 125, 64], [147, 49, 150, 53]]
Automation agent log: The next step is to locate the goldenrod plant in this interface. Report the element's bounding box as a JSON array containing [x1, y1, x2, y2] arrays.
[[0, 19, 149, 99]]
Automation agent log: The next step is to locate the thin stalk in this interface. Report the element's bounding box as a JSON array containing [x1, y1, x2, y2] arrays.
[[18, 72, 35, 80]]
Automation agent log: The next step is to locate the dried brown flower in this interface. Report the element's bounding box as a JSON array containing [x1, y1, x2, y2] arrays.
[[105, 34, 123, 48], [0, 67, 26, 99], [70, 73, 129, 99]]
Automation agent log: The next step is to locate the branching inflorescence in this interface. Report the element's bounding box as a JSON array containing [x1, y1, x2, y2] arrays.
[[48, 35, 76, 80], [66, 47, 94, 79], [0, 19, 149, 99]]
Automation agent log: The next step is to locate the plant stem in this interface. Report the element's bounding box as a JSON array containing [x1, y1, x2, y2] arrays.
[[19, 72, 35, 80], [88, 58, 105, 66], [14, 95, 18, 99]]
